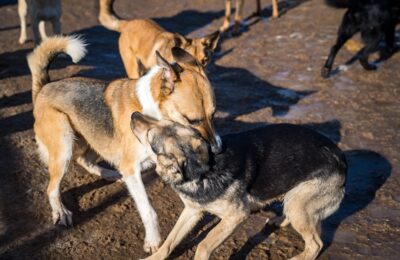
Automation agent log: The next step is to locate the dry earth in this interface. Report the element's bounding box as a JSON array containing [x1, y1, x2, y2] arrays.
[[0, 0, 399, 259]]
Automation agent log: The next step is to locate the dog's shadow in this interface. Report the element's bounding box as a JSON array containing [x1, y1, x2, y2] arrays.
[[226, 149, 391, 259]]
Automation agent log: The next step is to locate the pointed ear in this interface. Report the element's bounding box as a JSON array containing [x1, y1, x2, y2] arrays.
[[156, 51, 179, 85], [174, 33, 192, 48], [130, 112, 156, 142], [201, 30, 220, 51], [172, 47, 199, 67]]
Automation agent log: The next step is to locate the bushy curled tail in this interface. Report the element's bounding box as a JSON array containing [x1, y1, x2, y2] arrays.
[[27, 35, 86, 105], [325, 0, 351, 8], [99, 0, 123, 32]]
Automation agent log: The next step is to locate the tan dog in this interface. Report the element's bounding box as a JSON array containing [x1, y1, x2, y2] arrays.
[[99, 0, 220, 78], [220, 0, 279, 34], [18, 0, 62, 44], [27, 35, 221, 253]]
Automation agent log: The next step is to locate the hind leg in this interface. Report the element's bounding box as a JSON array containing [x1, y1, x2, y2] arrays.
[[285, 207, 322, 260], [359, 32, 381, 70], [50, 17, 61, 36], [233, 0, 245, 34], [35, 110, 74, 226], [321, 12, 358, 78], [18, 0, 28, 44], [220, 0, 232, 32], [39, 21, 47, 40]]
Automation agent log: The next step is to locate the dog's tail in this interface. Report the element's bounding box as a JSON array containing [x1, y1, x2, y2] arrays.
[[99, 0, 125, 32], [325, 0, 351, 8], [27, 35, 86, 105]]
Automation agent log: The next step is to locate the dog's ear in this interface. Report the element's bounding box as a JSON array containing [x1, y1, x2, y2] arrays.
[[156, 51, 182, 95], [174, 33, 193, 48], [130, 112, 156, 142], [172, 47, 200, 67], [201, 30, 220, 51]]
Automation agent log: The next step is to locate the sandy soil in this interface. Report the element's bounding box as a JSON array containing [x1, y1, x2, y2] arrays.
[[1, 0, 399, 259]]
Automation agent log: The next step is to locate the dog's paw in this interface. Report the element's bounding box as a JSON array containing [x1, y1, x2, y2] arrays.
[[52, 206, 73, 227], [321, 67, 331, 78], [362, 63, 377, 71], [143, 239, 160, 254], [18, 36, 27, 44]]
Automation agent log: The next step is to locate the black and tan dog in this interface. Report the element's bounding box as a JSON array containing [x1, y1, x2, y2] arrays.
[[27, 35, 222, 253], [130, 112, 347, 260], [322, 0, 400, 78], [99, 0, 220, 78]]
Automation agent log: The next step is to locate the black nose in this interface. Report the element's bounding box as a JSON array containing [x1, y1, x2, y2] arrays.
[[131, 111, 143, 122]]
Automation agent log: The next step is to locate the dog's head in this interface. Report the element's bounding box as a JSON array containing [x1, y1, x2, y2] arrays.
[[130, 112, 210, 185], [152, 48, 222, 153], [174, 31, 220, 67]]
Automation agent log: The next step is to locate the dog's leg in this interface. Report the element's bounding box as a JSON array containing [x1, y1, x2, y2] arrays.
[[51, 17, 61, 36], [121, 161, 161, 253], [255, 0, 261, 16], [18, 0, 28, 44], [220, 0, 232, 32], [144, 207, 203, 260], [36, 110, 74, 227], [76, 149, 122, 182], [31, 17, 41, 45], [272, 0, 279, 18], [358, 34, 380, 71], [233, 0, 245, 34], [269, 215, 290, 227], [39, 21, 47, 40], [194, 209, 248, 260], [119, 37, 140, 78], [321, 13, 357, 78]]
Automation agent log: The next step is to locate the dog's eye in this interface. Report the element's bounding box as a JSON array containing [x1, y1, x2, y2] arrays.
[[187, 118, 203, 125]]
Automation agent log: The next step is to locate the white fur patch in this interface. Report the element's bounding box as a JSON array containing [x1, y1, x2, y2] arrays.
[[136, 66, 162, 120], [65, 35, 87, 63]]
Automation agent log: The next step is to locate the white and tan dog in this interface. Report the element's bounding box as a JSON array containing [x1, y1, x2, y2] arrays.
[[220, 0, 279, 34], [27, 35, 222, 253], [99, 0, 220, 78], [18, 0, 62, 44]]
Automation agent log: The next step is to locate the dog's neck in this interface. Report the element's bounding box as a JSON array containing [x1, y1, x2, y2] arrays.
[[135, 65, 163, 120]]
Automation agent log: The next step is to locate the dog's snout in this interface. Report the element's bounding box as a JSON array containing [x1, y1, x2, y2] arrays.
[[211, 134, 222, 154], [131, 111, 143, 122]]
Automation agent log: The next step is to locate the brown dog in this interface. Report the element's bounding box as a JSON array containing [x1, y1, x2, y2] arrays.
[[28, 35, 221, 253], [99, 0, 220, 78], [220, 0, 279, 34]]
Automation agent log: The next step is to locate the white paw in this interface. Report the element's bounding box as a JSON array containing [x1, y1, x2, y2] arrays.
[[143, 237, 161, 254], [52, 206, 73, 227], [19, 36, 27, 44]]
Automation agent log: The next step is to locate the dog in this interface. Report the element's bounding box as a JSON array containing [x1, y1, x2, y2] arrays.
[[18, 0, 62, 44], [321, 0, 400, 78], [220, 0, 279, 34], [130, 112, 347, 260], [27, 35, 222, 253], [98, 0, 220, 78]]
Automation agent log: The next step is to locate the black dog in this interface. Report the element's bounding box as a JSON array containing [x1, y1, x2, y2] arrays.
[[322, 0, 400, 78]]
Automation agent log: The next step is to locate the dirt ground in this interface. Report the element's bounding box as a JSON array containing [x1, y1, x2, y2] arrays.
[[0, 0, 399, 259]]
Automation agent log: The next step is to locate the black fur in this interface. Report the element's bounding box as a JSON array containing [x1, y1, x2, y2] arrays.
[[321, 0, 400, 78], [172, 124, 347, 204]]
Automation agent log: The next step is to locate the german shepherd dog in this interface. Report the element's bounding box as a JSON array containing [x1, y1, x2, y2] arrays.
[[321, 0, 400, 78], [28, 36, 222, 253], [99, 0, 220, 78], [130, 112, 347, 260], [220, 0, 279, 34], [18, 0, 62, 44]]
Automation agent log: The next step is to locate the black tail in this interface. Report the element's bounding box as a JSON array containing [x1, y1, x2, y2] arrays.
[[325, 0, 351, 8]]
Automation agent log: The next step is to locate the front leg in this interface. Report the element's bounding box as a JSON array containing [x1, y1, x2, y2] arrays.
[[121, 162, 161, 253], [144, 207, 203, 260], [194, 210, 248, 260]]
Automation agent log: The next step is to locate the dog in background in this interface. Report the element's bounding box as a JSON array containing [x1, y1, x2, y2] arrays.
[[18, 0, 62, 44], [131, 112, 347, 260], [99, 0, 220, 78], [220, 0, 279, 34], [321, 0, 400, 78], [27, 35, 222, 253]]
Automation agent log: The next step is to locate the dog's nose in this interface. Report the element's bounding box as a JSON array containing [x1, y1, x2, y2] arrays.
[[131, 111, 143, 122], [211, 134, 223, 154]]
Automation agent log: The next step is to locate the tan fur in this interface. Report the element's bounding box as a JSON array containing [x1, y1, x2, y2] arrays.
[[99, 0, 219, 78], [28, 36, 220, 253], [220, 0, 279, 34], [18, 0, 62, 44]]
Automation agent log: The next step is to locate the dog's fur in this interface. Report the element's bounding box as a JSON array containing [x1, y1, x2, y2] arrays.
[[98, 0, 220, 78], [28, 35, 222, 253], [321, 0, 400, 78], [131, 113, 347, 260], [18, 0, 62, 44], [220, 0, 279, 34]]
